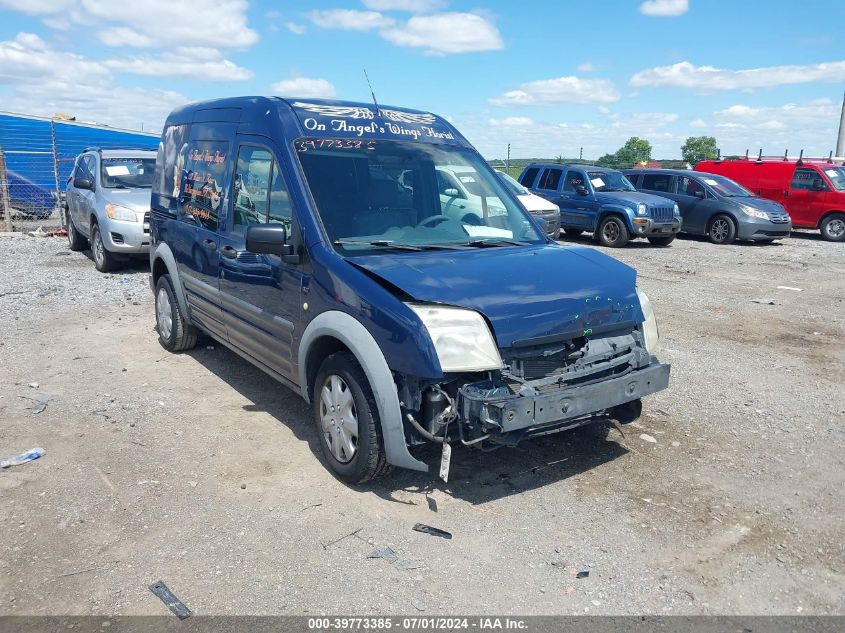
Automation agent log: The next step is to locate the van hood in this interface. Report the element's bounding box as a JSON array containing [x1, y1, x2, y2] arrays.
[[596, 190, 672, 208], [102, 188, 152, 213], [350, 244, 642, 348], [518, 193, 559, 213], [730, 196, 786, 214]]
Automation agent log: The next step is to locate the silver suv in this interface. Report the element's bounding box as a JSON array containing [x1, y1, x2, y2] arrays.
[[64, 148, 156, 272]]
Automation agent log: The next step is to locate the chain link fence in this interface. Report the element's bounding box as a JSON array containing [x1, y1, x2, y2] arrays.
[[0, 112, 159, 232]]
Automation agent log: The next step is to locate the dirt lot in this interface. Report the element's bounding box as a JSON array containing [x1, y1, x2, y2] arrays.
[[1, 231, 843, 616]]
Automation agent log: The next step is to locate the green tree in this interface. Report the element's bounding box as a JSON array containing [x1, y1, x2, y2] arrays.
[[681, 136, 718, 165], [614, 137, 653, 166]]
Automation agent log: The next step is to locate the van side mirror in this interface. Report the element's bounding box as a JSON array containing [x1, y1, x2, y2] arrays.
[[443, 188, 459, 198], [74, 177, 94, 191], [576, 185, 589, 196], [246, 224, 299, 263], [694, 190, 705, 199]]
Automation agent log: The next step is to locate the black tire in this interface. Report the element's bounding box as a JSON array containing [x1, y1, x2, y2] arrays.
[[648, 235, 676, 246], [563, 228, 583, 236], [708, 214, 737, 245], [820, 213, 845, 242], [91, 223, 120, 272], [154, 274, 198, 352], [313, 352, 391, 484], [66, 211, 88, 251], [597, 215, 630, 248], [550, 228, 561, 241]]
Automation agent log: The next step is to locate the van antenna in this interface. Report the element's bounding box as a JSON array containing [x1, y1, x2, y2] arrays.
[[828, 150, 834, 163], [797, 149, 804, 166], [363, 68, 380, 115]]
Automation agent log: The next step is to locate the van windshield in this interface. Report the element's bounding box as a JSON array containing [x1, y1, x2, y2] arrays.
[[822, 166, 845, 191], [295, 139, 543, 252], [698, 173, 754, 197]]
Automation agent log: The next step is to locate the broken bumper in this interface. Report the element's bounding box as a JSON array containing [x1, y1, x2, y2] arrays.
[[458, 361, 670, 433]]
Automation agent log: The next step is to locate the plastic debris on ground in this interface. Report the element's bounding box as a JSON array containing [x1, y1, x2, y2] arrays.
[[412, 523, 452, 540], [1, 447, 45, 469], [367, 547, 419, 571]]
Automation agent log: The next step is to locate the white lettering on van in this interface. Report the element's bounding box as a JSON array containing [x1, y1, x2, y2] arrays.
[[331, 119, 379, 136], [303, 117, 326, 131], [385, 122, 422, 140]]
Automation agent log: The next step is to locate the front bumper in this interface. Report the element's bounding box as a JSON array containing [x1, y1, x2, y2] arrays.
[[458, 361, 670, 433], [531, 211, 561, 238], [736, 218, 792, 240], [632, 217, 682, 237], [100, 214, 151, 254]]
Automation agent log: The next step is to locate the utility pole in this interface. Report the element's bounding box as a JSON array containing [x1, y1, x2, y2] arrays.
[[0, 146, 13, 231], [579, 146, 583, 160], [837, 90, 845, 158], [506, 143, 510, 174]]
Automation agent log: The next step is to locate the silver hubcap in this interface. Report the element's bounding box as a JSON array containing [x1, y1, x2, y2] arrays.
[[93, 230, 104, 264], [827, 218, 845, 238], [712, 219, 729, 242], [67, 218, 75, 244], [156, 287, 173, 341], [602, 221, 620, 242], [319, 375, 358, 463]]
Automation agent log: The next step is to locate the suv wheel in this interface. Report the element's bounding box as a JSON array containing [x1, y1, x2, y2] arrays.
[[91, 224, 120, 272], [648, 235, 676, 246], [155, 274, 198, 352], [708, 214, 737, 245], [820, 213, 845, 242], [66, 212, 88, 251], [313, 352, 391, 484], [597, 216, 629, 248]]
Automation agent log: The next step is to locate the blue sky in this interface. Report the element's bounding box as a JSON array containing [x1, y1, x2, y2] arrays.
[[1, 0, 843, 159]]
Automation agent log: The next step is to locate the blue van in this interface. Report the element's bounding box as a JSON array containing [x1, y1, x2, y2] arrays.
[[518, 163, 682, 247], [149, 97, 670, 483]]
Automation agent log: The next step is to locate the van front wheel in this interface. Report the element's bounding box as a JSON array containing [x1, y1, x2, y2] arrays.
[[154, 274, 197, 352], [313, 352, 391, 484], [708, 214, 736, 245], [820, 213, 845, 242]]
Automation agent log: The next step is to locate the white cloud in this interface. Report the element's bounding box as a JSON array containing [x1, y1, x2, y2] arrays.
[[630, 60, 845, 92], [1, 0, 258, 50], [308, 9, 395, 30], [271, 77, 337, 99], [577, 62, 594, 72], [0, 32, 109, 83], [286, 22, 307, 35], [105, 48, 253, 81], [689, 118, 707, 128], [489, 75, 620, 106], [598, 105, 610, 114], [362, 0, 447, 11], [380, 13, 503, 55], [489, 116, 535, 127], [639, 0, 689, 16]]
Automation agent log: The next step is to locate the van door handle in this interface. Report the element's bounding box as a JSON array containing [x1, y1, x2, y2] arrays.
[[202, 239, 217, 250], [220, 245, 238, 259], [783, 191, 789, 198]]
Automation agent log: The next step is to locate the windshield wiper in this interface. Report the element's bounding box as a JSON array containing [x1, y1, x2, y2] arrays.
[[334, 239, 424, 251], [464, 239, 527, 248]]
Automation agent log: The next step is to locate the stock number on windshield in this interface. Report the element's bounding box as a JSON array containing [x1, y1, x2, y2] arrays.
[[296, 139, 377, 152]]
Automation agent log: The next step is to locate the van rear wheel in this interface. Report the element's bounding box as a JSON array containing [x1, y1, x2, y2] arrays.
[[313, 352, 391, 484], [820, 213, 845, 242], [708, 214, 736, 245]]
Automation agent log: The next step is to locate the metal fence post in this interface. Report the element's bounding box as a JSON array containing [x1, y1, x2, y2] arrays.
[[0, 146, 14, 231], [50, 120, 63, 224]]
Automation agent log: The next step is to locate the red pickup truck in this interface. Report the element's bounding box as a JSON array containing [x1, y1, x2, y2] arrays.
[[696, 158, 845, 242]]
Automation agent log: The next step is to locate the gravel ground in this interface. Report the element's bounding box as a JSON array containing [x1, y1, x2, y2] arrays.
[[0, 231, 843, 617]]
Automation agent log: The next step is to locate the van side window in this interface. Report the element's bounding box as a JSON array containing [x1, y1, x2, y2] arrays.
[[268, 161, 293, 228], [538, 168, 563, 191], [642, 174, 672, 193], [180, 140, 228, 231], [562, 170, 585, 192], [791, 168, 828, 191], [233, 146, 273, 234], [676, 176, 704, 197], [519, 167, 539, 187]]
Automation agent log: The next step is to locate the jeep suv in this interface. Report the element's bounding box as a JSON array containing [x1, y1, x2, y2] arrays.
[[519, 163, 681, 247], [65, 148, 156, 271]]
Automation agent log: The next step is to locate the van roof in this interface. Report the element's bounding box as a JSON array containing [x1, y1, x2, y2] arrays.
[[163, 96, 471, 148], [525, 162, 619, 172], [698, 158, 844, 167]]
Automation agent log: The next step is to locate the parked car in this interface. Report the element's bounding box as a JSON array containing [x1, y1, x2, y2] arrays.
[[496, 170, 561, 239], [6, 170, 56, 219], [149, 96, 671, 484], [624, 168, 792, 244], [518, 163, 681, 247], [65, 148, 156, 271], [696, 157, 845, 242]]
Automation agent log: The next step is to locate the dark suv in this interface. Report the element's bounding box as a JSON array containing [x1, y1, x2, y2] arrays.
[[519, 163, 681, 247]]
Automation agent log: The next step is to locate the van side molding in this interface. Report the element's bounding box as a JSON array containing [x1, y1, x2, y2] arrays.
[[298, 311, 429, 472]]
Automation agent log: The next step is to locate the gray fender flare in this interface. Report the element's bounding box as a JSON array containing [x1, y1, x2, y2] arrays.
[[598, 206, 634, 231], [298, 311, 428, 472], [150, 242, 190, 319]]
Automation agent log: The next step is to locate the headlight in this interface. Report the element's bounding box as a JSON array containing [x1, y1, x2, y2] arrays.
[[741, 206, 768, 220], [673, 204, 681, 217], [636, 203, 647, 216], [408, 304, 502, 372], [636, 288, 659, 354], [106, 204, 138, 222]]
